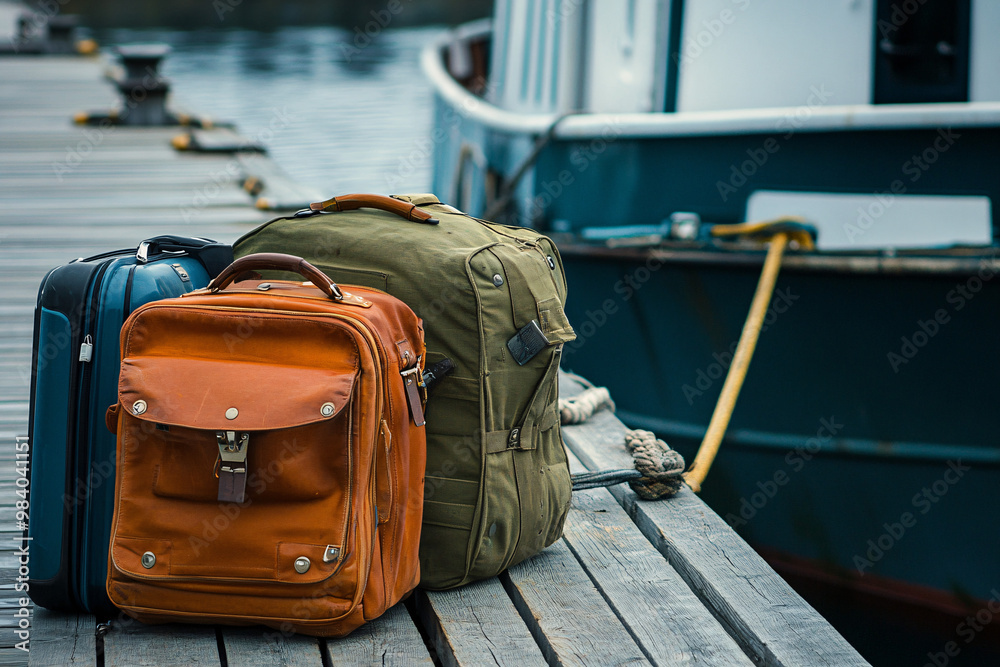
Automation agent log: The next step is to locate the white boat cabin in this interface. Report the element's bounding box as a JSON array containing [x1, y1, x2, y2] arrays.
[[436, 0, 999, 251]]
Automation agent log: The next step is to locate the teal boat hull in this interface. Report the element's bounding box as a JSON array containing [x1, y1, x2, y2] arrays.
[[556, 245, 999, 610]]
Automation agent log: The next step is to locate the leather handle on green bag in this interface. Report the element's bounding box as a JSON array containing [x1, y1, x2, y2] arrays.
[[308, 193, 439, 224], [208, 252, 344, 300]]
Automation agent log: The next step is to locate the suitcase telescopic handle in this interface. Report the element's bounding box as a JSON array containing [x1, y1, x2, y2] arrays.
[[137, 235, 234, 278], [308, 193, 439, 224], [208, 253, 344, 300]]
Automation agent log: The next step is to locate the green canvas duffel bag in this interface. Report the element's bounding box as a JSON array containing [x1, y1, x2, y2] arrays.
[[233, 193, 576, 589]]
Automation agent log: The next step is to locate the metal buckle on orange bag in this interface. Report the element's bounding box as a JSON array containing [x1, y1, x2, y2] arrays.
[[216, 431, 250, 503]]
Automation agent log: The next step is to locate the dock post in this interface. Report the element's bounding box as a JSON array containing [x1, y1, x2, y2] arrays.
[[45, 14, 80, 54], [115, 44, 173, 126]]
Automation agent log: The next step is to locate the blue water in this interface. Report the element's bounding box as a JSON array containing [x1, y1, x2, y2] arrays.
[[98, 26, 444, 195]]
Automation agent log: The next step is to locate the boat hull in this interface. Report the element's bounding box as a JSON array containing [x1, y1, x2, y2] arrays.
[[557, 244, 1000, 611]]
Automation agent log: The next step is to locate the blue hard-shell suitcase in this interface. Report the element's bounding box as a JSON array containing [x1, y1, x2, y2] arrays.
[[26, 236, 232, 614]]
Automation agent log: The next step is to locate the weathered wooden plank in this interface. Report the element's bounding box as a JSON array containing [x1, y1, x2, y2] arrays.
[[562, 448, 754, 666], [221, 627, 324, 667], [558, 373, 870, 667], [324, 602, 432, 665], [26, 609, 96, 666], [416, 577, 544, 667], [103, 618, 220, 667], [503, 540, 649, 666]]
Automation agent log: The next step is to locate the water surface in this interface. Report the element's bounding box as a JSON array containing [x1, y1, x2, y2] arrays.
[[99, 26, 444, 196]]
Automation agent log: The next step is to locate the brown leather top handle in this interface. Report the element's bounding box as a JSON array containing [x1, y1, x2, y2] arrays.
[[208, 253, 344, 300], [309, 193, 439, 225]]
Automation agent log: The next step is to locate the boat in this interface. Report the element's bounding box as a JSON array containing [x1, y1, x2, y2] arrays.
[[422, 0, 1000, 659]]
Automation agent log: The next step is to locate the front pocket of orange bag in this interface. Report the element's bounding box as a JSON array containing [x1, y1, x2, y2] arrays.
[[150, 418, 352, 503]]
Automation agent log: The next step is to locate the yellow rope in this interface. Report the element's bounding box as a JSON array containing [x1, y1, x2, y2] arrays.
[[710, 216, 816, 250], [683, 231, 791, 493]]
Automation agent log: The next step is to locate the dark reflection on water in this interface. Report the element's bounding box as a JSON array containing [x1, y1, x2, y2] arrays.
[[96, 27, 443, 194]]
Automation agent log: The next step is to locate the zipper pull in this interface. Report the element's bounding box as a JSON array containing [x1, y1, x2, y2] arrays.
[[79, 335, 93, 362]]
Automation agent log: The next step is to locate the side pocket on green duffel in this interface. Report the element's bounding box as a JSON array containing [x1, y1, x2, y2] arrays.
[[419, 466, 479, 590], [467, 447, 521, 582], [507, 406, 572, 572]]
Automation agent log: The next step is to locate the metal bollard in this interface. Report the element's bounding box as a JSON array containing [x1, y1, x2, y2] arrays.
[[45, 14, 79, 54], [115, 44, 172, 126]]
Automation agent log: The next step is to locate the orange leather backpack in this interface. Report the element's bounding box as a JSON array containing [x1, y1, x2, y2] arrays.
[[105, 254, 426, 637]]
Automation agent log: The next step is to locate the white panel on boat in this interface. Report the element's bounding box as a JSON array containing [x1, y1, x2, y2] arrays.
[[676, 0, 873, 112], [491, 0, 587, 113], [584, 0, 671, 113], [969, 0, 1000, 102], [746, 190, 993, 251]]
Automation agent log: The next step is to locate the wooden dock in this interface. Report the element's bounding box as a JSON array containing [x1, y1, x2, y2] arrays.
[[0, 45, 869, 666]]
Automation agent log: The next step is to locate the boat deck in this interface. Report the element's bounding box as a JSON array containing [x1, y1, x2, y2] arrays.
[[0, 47, 867, 666]]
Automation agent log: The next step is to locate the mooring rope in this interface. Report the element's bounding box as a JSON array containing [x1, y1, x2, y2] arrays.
[[559, 386, 615, 425], [623, 429, 686, 499], [560, 387, 685, 500], [683, 219, 815, 492]]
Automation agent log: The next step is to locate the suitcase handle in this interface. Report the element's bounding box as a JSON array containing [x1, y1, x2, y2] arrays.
[[308, 194, 439, 224], [137, 235, 234, 277], [208, 253, 344, 300]]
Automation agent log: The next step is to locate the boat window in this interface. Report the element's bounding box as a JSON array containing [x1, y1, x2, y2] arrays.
[[873, 0, 970, 104]]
